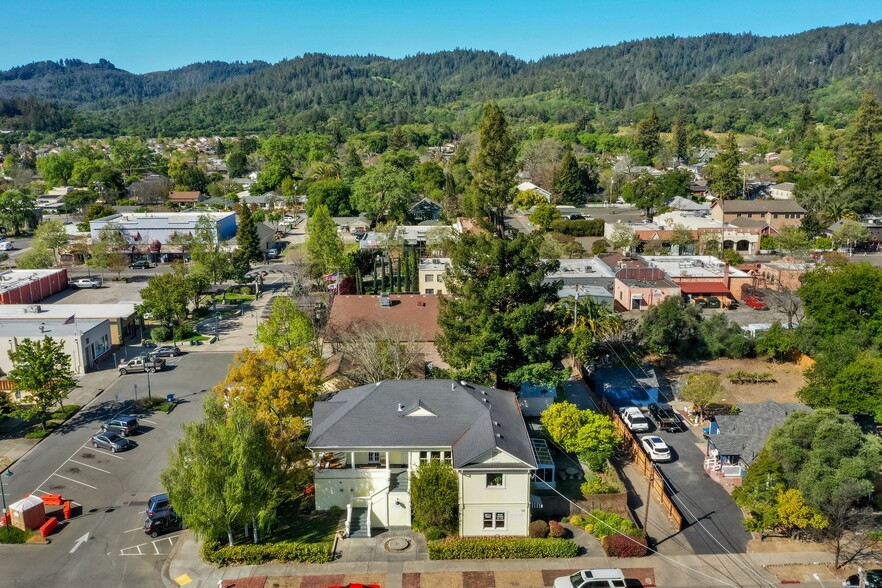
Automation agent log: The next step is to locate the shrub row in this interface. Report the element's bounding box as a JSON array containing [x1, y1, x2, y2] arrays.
[[201, 540, 332, 566], [428, 537, 579, 560], [566, 510, 643, 540], [551, 218, 604, 236]]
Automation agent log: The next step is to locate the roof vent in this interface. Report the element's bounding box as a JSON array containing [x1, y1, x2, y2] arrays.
[[494, 421, 500, 427], [496, 433, 503, 439], [483, 398, 489, 403], [481, 390, 487, 395], [397, 403, 405, 412], [451, 382, 456, 391]]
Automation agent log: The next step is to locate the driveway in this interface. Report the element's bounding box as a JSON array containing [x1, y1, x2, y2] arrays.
[[650, 426, 750, 554]]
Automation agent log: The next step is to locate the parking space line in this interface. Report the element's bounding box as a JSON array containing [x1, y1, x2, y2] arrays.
[[33, 488, 47, 494], [139, 419, 157, 425], [51, 473, 97, 489], [124, 527, 142, 533], [153, 542, 161, 554], [81, 443, 125, 459], [68, 459, 111, 474]]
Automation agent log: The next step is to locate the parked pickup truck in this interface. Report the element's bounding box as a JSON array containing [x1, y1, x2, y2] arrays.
[[648, 402, 682, 432], [118, 356, 166, 375]]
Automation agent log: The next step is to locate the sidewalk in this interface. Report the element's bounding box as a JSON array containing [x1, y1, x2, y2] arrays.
[[163, 529, 836, 588]]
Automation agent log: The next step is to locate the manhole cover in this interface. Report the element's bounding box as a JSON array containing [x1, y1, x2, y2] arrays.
[[384, 537, 411, 552]]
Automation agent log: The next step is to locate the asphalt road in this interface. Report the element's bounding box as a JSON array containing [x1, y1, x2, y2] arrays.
[[649, 426, 751, 555], [0, 352, 234, 588]]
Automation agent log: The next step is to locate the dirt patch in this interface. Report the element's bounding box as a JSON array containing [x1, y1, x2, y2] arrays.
[[749, 536, 829, 553], [665, 357, 807, 405]]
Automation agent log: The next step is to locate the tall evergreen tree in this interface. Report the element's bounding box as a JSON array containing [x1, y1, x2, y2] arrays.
[[706, 131, 742, 199], [635, 106, 662, 158], [305, 204, 344, 276], [552, 151, 590, 205], [464, 102, 518, 237], [342, 144, 364, 183], [672, 108, 688, 162], [388, 126, 407, 152], [842, 91, 882, 212], [236, 203, 262, 262]]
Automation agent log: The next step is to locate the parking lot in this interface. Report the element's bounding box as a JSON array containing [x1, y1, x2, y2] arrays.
[[1, 353, 234, 588]]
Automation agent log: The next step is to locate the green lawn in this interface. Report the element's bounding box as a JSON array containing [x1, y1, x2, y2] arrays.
[[207, 294, 255, 303], [271, 509, 339, 544]]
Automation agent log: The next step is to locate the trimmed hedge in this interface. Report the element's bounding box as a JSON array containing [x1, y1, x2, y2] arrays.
[[428, 537, 579, 560], [601, 534, 649, 557], [551, 219, 604, 237], [201, 540, 332, 566]]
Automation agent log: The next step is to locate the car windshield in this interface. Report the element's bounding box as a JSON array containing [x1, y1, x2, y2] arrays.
[[105, 433, 121, 442], [570, 572, 585, 587], [631, 416, 649, 425]]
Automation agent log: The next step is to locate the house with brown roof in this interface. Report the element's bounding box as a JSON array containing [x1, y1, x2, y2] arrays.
[[613, 268, 681, 311], [167, 191, 204, 205], [710, 199, 805, 232], [324, 294, 447, 369]]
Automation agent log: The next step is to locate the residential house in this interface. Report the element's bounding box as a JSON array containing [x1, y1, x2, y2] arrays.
[[324, 294, 446, 369], [642, 255, 754, 301], [418, 258, 450, 295], [307, 379, 537, 537], [666, 196, 710, 213], [613, 268, 681, 311], [167, 191, 204, 205], [768, 182, 795, 200], [240, 192, 281, 211], [409, 198, 442, 222], [516, 181, 552, 203], [543, 258, 615, 302], [332, 216, 372, 234], [705, 401, 811, 479], [710, 200, 805, 232], [826, 217, 882, 244]]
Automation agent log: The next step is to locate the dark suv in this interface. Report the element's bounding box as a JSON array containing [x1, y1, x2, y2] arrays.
[[101, 416, 140, 437], [648, 402, 682, 432], [144, 512, 183, 538], [130, 259, 152, 270]]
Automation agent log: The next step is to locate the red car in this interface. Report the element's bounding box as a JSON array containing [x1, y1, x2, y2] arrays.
[[745, 296, 768, 310]]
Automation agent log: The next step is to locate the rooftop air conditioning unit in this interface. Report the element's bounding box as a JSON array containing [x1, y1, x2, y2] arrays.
[[25, 304, 41, 314]]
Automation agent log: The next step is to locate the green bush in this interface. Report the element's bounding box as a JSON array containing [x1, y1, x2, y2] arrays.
[[428, 537, 579, 560], [0, 525, 31, 544], [568, 514, 583, 526], [155, 401, 175, 413], [551, 219, 604, 237], [50, 405, 81, 420], [151, 326, 170, 343], [601, 534, 648, 557], [585, 510, 643, 539], [240, 286, 252, 296], [200, 540, 332, 566], [549, 520, 566, 538], [581, 474, 618, 495], [591, 239, 610, 255], [529, 520, 549, 538], [424, 527, 446, 540], [25, 428, 52, 439], [227, 287, 240, 295], [328, 506, 342, 517]]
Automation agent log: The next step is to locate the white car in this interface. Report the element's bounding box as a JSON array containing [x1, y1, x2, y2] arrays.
[[618, 406, 650, 432], [640, 435, 672, 462], [71, 278, 102, 289], [554, 568, 627, 588]]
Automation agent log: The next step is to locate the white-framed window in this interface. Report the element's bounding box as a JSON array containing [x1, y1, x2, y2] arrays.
[[483, 511, 506, 530], [486, 473, 504, 488], [367, 451, 381, 464], [425, 288, 434, 295], [436, 274, 444, 282], [419, 450, 448, 463], [425, 274, 434, 282]]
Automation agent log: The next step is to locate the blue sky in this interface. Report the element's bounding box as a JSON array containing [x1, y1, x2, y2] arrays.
[[5, 1, 882, 73]]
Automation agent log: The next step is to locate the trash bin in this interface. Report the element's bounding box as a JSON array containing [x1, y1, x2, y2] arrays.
[[166, 393, 175, 403]]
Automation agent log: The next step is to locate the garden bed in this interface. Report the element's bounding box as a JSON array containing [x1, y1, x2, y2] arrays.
[[427, 536, 579, 560]]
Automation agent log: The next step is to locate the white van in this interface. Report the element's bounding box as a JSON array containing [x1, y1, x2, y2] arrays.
[[0, 241, 13, 251]]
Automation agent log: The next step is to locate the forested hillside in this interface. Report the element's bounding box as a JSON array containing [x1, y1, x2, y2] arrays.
[[1, 21, 881, 137]]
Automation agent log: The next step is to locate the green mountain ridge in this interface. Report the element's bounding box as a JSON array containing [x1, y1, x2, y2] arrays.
[[1, 21, 881, 137]]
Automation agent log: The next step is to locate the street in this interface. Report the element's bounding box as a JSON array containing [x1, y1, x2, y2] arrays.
[[0, 352, 234, 588]]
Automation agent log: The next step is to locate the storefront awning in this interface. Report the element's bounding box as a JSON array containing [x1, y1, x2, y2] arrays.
[[678, 281, 731, 296]]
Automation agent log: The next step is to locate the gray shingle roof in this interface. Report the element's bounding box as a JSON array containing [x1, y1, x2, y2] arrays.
[[709, 400, 811, 465], [307, 380, 536, 469]]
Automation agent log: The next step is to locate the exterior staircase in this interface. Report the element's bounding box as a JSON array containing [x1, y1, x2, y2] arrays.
[[348, 507, 369, 538]]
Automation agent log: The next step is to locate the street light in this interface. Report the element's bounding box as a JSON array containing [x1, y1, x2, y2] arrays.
[[0, 463, 13, 538]]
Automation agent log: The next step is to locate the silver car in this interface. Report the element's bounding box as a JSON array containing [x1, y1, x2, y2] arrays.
[[91, 432, 131, 453]]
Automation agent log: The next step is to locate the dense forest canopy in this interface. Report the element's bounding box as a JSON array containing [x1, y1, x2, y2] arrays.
[[1, 21, 881, 138]]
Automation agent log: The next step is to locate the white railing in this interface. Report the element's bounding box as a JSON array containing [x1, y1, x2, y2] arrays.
[[345, 503, 352, 538], [704, 457, 721, 471], [721, 464, 744, 477]]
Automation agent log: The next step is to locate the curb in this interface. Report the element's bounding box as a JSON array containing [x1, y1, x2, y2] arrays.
[[161, 529, 192, 588]]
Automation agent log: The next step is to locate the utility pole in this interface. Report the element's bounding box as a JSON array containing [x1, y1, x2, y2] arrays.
[[643, 465, 655, 532]]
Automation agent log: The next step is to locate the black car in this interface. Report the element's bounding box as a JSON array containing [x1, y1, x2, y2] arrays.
[[843, 570, 882, 588], [150, 346, 181, 358], [144, 512, 183, 538], [130, 259, 152, 270], [101, 416, 140, 437], [647, 402, 682, 432]]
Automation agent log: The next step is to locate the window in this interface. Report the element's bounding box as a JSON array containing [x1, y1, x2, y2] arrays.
[[420, 450, 446, 463], [486, 473, 504, 488], [425, 274, 434, 282], [436, 274, 444, 282], [483, 512, 506, 529], [425, 288, 434, 295], [367, 451, 381, 464], [773, 213, 779, 219]]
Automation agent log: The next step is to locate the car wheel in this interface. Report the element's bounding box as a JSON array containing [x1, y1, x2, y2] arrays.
[[92, 441, 98, 448], [111, 446, 117, 453], [147, 367, 155, 373], [150, 530, 159, 538], [120, 369, 127, 375]]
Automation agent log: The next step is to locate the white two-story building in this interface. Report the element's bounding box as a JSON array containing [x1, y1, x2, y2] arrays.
[[307, 380, 537, 537]]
